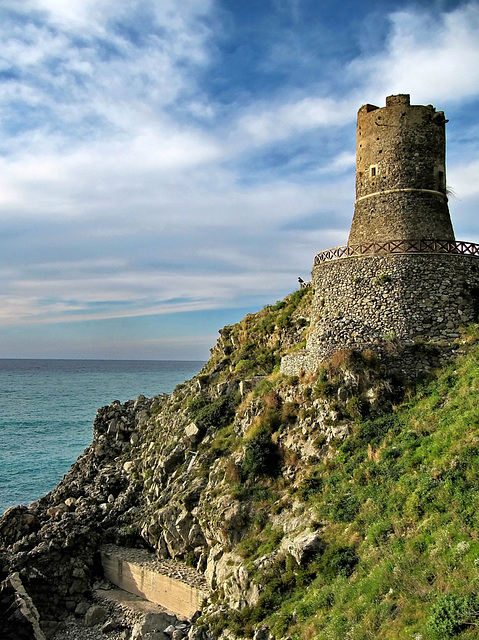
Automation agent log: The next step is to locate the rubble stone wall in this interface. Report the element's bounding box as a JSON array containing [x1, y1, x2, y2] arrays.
[[281, 253, 479, 376], [350, 94, 454, 244]]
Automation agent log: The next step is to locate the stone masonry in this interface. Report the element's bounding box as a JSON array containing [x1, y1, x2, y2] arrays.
[[281, 95, 479, 376], [350, 93, 453, 244], [281, 253, 479, 376]]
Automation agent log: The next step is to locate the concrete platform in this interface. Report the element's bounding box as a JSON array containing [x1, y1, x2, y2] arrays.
[[96, 588, 173, 616], [100, 546, 208, 619]]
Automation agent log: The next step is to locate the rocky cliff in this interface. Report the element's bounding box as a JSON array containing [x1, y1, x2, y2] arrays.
[[2, 286, 479, 640]]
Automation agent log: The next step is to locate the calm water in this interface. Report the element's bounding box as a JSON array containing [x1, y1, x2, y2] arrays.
[[0, 359, 204, 514]]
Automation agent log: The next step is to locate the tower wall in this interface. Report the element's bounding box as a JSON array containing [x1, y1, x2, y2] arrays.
[[349, 94, 454, 244], [280, 95, 479, 378], [280, 254, 479, 376]]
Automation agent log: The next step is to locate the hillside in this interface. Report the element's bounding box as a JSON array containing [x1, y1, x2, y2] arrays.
[[2, 285, 479, 639]]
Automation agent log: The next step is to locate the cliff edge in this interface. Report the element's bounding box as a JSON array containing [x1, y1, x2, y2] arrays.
[[2, 286, 479, 640]]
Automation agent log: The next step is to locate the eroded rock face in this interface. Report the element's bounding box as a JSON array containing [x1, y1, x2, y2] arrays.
[[0, 396, 158, 635], [0, 571, 46, 640], [0, 506, 40, 547], [0, 287, 403, 640], [279, 530, 324, 565]]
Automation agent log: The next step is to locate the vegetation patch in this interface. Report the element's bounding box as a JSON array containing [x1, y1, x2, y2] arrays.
[[206, 324, 479, 639]]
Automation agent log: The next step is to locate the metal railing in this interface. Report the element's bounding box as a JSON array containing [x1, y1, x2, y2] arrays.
[[314, 239, 479, 265]]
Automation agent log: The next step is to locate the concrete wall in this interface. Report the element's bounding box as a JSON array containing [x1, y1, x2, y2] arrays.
[[101, 547, 208, 619]]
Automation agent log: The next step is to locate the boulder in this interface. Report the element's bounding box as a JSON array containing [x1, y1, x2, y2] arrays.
[[84, 604, 108, 627], [46, 504, 69, 519], [131, 611, 177, 639], [102, 619, 119, 632], [184, 423, 200, 444], [74, 600, 90, 617], [0, 572, 46, 640], [280, 530, 324, 565], [187, 626, 208, 640], [0, 506, 39, 545], [253, 626, 273, 640]]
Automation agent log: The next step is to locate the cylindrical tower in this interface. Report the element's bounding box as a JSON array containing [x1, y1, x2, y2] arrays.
[[348, 94, 454, 245]]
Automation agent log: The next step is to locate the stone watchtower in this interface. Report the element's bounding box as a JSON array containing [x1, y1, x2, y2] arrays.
[[281, 94, 479, 376], [350, 94, 453, 245]]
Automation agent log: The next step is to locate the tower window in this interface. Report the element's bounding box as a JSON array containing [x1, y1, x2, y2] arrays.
[[369, 165, 378, 177], [438, 170, 445, 191], [436, 166, 446, 192]]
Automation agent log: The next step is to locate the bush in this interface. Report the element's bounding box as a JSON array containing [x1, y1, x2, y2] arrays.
[[188, 395, 235, 431], [235, 359, 252, 375], [315, 545, 359, 583], [329, 492, 361, 522], [242, 431, 280, 479], [357, 414, 401, 446], [328, 546, 359, 578], [427, 593, 479, 637], [297, 470, 323, 501]]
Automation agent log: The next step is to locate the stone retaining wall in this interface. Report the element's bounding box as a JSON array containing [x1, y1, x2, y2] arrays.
[[281, 253, 479, 376]]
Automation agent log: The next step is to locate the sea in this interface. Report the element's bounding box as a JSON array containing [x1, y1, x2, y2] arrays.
[[0, 359, 204, 516]]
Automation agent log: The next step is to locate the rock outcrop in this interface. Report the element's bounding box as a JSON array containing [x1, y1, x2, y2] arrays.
[[0, 286, 456, 639]]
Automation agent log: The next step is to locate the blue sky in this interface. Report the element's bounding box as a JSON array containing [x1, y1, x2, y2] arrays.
[[0, 0, 479, 360]]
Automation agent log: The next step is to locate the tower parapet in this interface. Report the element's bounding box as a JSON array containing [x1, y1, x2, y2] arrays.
[[349, 94, 454, 244]]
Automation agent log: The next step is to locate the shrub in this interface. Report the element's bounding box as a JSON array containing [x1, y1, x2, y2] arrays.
[[242, 431, 280, 480], [320, 545, 359, 581], [357, 414, 401, 446], [297, 470, 323, 501], [235, 359, 252, 375], [330, 547, 359, 578], [329, 349, 355, 371], [427, 593, 479, 637], [225, 459, 241, 483], [329, 492, 361, 522], [188, 395, 235, 431]]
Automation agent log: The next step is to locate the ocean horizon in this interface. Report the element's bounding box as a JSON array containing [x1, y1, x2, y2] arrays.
[[0, 358, 204, 515]]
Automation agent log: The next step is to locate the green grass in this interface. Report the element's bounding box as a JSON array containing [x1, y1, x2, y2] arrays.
[[209, 325, 479, 639], [201, 286, 312, 380]]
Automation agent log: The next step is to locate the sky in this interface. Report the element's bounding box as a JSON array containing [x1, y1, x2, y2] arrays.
[[0, 0, 479, 360]]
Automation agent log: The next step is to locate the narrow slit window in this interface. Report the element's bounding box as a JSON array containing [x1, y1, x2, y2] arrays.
[[369, 165, 378, 178], [438, 170, 445, 192]]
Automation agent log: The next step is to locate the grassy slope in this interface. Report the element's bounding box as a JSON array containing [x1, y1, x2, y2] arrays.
[[211, 322, 479, 640], [137, 287, 479, 640], [180, 282, 479, 640]]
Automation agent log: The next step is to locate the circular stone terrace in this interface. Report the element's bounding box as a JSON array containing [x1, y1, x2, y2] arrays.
[[314, 240, 479, 265]]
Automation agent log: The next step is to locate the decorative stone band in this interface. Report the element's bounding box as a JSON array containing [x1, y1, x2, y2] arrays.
[[355, 187, 448, 203], [314, 239, 479, 265]]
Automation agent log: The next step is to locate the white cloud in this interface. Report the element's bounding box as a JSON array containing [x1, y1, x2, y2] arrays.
[[318, 151, 356, 174], [233, 96, 353, 147], [448, 158, 479, 200], [0, 0, 479, 349], [0, 263, 301, 327], [0, 0, 215, 157], [350, 3, 479, 105]]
